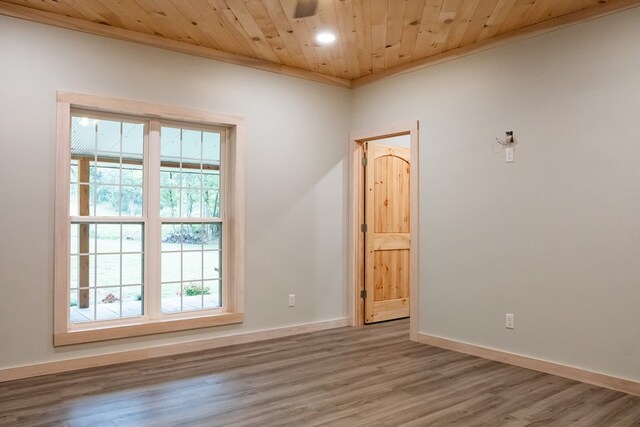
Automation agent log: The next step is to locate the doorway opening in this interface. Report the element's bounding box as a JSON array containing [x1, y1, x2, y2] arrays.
[[348, 122, 420, 341]]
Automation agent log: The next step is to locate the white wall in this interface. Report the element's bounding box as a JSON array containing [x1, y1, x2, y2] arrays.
[[0, 16, 350, 369], [352, 9, 640, 381]]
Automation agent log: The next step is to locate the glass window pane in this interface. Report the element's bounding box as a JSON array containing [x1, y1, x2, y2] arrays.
[[160, 188, 180, 217], [78, 163, 91, 185], [70, 255, 96, 288], [70, 288, 95, 323], [70, 255, 79, 288], [70, 224, 79, 254], [203, 251, 221, 280], [160, 167, 180, 187], [181, 189, 201, 218], [74, 184, 91, 216], [122, 164, 143, 186], [70, 184, 79, 217], [161, 252, 181, 283], [122, 123, 144, 156], [96, 287, 121, 320], [72, 116, 97, 155], [183, 281, 204, 311], [70, 160, 79, 184], [121, 186, 143, 217], [161, 224, 182, 251], [77, 255, 89, 288], [76, 223, 97, 254], [122, 254, 143, 285], [122, 286, 143, 317], [202, 189, 220, 218], [203, 224, 221, 250], [72, 115, 144, 218], [203, 280, 221, 308], [182, 130, 201, 160], [183, 224, 202, 249], [162, 283, 181, 313], [183, 252, 202, 281], [161, 127, 181, 159], [72, 117, 96, 185], [94, 161, 120, 185], [89, 163, 97, 183], [203, 132, 220, 163], [76, 254, 95, 286], [89, 184, 97, 216], [96, 254, 120, 286], [181, 167, 201, 188], [70, 290, 78, 308], [96, 224, 121, 253], [122, 224, 143, 252], [95, 186, 120, 216], [97, 120, 121, 153], [202, 170, 219, 189], [88, 255, 96, 286]]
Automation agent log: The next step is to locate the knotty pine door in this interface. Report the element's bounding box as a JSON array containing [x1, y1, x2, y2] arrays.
[[364, 142, 410, 324]]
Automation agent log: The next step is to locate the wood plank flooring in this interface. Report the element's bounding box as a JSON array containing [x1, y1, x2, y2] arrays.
[[1, 319, 639, 426]]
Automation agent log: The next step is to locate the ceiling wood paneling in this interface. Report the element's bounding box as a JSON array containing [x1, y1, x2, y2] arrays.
[[1, 0, 639, 87]]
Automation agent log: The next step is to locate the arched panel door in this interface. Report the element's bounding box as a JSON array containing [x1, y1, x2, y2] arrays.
[[364, 142, 410, 323]]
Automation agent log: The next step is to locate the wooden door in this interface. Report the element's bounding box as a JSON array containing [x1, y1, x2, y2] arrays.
[[364, 142, 410, 324]]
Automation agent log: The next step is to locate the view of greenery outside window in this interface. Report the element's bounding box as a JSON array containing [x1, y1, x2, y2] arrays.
[[69, 116, 145, 323], [159, 126, 222, 313], [69, 113, 223, 325]]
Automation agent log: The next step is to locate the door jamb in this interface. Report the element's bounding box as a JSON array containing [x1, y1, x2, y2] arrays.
[[348, 121, 420, 341]]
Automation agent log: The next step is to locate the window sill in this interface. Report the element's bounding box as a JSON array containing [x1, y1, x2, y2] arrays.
[[54, 312, 244, 346]]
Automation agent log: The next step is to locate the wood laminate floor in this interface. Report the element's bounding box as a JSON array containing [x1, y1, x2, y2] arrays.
[[1, 320, 639, 426]]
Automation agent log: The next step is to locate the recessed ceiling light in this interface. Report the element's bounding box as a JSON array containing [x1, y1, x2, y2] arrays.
[[316, 31, 336, 44]]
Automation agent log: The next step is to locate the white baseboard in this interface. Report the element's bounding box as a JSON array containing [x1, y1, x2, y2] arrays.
[[418, 333, 640, 396], [0, 318, 350, 383]]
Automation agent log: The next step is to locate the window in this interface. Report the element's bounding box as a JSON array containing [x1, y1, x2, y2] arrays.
[[69, 115, 145, 324], [54, 93, 245, 346], [159, 125, 222, 314]]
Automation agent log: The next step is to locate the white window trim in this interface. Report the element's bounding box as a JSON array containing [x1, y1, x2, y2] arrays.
[[54, 92, 245, 346]]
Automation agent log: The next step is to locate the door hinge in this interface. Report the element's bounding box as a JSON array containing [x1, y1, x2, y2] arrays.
[[361, 223, 367, 233], [360, 289, 367, 299], [361, 156, 368, 167]]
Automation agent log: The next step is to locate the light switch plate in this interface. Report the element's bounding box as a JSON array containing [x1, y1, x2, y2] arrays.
[[505, 147, 514, 163]]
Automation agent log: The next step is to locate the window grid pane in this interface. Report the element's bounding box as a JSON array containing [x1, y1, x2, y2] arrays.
[[160, 126, 221, 219], [70, 116, 144, 218], [161, 222, 222, 313], [69, 222, 144, 324]]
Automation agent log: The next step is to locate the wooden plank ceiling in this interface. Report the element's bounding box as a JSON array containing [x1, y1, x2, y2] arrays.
[[1, 0, 638, 87]]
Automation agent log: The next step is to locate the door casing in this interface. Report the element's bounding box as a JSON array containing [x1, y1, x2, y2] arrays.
[[348, 121, 420, 341]]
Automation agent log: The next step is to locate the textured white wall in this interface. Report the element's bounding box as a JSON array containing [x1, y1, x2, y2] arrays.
[[352, 9, 640, 381], [0, 16, 350, 368]]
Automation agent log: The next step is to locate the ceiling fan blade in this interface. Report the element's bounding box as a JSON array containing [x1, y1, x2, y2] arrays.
[[293, 0, 318, 19]]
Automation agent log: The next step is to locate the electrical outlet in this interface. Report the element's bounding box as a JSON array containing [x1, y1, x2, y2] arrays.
[[288, 294, 295, 307], [506, 313, 515, 329]]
